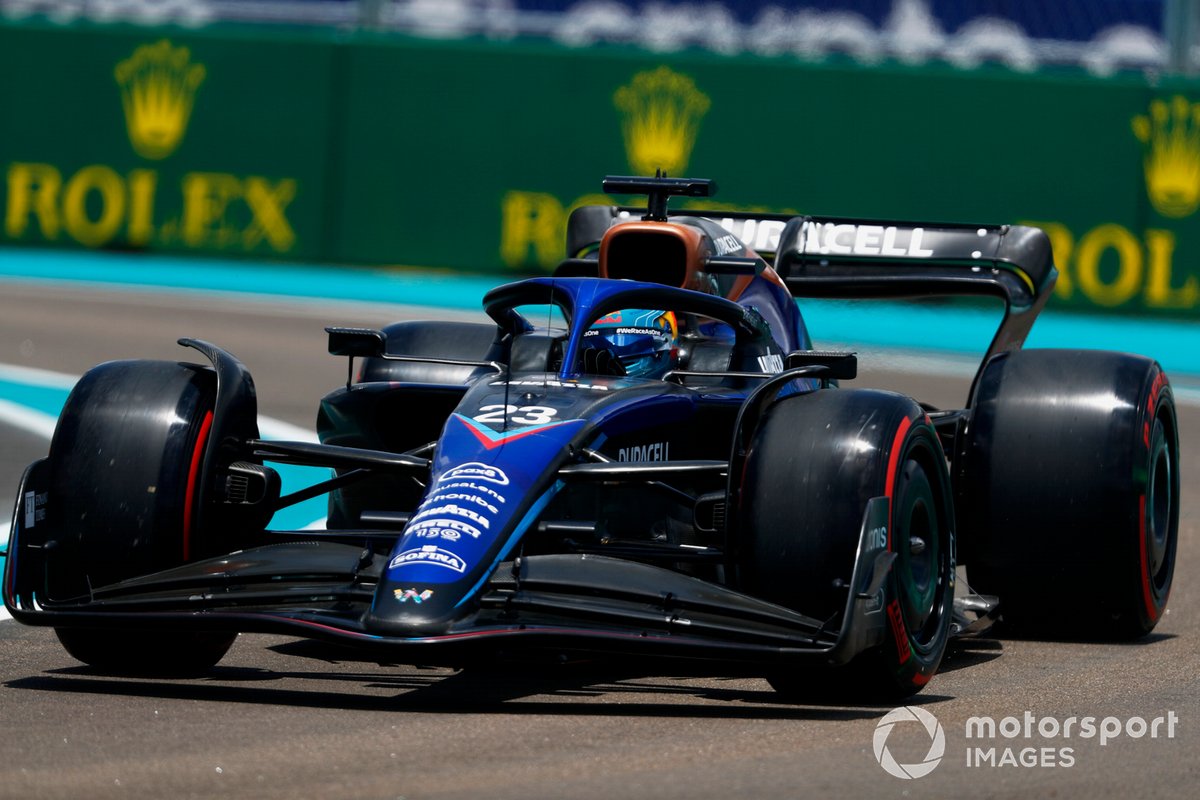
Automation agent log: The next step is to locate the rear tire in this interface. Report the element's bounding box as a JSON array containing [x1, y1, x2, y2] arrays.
[[46, 360, 234, 673], [738, 389, 955, 700], [962, 349, 1179, 639]]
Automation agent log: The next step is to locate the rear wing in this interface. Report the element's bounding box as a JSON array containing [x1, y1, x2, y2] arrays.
[[570, 205, 1053, 299], [745, 214, 1056, 369], [573, 178, 1057, 383], [567, 202, 1057, 374], [737, 214, 1054, 302]]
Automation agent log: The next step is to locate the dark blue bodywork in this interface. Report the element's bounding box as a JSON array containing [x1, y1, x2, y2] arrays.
[[367, 275, 812, 632]]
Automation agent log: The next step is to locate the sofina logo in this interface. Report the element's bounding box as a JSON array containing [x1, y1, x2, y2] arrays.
[[873, 706, 946, 779], [614, 66, 711, 176], [115, 40, 206, 160], [1132, 96, 1200, 218]]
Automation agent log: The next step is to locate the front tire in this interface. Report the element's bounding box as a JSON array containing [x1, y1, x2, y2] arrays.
[[738, 389, 955, 700], [46, 359, 235, 673], [56, 629, 236, 676]]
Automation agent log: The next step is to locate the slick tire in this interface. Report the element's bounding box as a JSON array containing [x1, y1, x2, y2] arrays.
[[56, 628, 236, 676], [962, 349, 1179, 639], [738, 389, 955, 700], [46, 359, 234, 672]]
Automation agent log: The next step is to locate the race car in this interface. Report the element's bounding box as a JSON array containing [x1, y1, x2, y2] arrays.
[[4, 175, 1179, 699]]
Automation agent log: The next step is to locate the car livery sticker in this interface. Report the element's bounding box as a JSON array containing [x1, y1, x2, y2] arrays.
[[455, 412, 579, 450], [409, 503, 491, 529], [394, 588, 434, 604], [618, 441, 670, 462], [389, 545, 467, 574], [382, 415, 588, 585], [441, 461, 510, 485]]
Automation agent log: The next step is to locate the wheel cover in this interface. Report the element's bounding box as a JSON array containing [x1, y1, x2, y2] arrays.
[[1145, 413, 1178, 599], [893, 442, 949, 652]]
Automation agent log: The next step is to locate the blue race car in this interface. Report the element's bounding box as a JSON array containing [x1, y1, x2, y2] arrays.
[[5, 175, 1179, 699]]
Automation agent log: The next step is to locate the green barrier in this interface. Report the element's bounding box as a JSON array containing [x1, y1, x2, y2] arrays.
[[0, 23, 335, 261], [3, 20, 1200, 318]]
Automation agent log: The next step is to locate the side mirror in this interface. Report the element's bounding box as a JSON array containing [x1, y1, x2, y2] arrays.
[[705, 256, 763, 275], [326, 327, 386, 358], [786, 350, 858, 380]]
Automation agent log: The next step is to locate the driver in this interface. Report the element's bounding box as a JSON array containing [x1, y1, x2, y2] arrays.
[[581, 309, 679, 378]]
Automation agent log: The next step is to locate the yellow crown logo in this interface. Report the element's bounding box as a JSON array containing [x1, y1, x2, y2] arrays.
[[1132, 95, 1200, 218], [614, 66, 711, 176], [115, 40, 206, 160]]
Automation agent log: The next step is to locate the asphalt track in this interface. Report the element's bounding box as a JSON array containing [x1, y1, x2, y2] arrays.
[[0, 273, 1198, 799]]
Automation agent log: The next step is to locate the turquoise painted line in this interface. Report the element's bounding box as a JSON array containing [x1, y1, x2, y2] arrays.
[[0, 378, 75, 413], [0, 247, 502, 311], [264, 465, 330, 531], [3, 245, 1200, 376], [801, 298, 1200, 378]]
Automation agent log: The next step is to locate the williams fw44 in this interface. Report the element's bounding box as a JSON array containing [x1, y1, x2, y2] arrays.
[[5, 176, 1179, 699]]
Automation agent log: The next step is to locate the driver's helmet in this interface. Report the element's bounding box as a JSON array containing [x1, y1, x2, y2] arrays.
[[584, 309, 679, 378]]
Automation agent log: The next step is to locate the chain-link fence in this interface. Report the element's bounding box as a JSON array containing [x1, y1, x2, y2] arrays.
[[5, 0, 1200, 76]]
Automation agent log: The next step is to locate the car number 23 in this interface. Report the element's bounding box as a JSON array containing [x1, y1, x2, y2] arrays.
[[473, 405, 559, 425]]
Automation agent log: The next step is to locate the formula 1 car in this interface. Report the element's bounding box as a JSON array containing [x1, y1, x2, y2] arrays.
[[4, 176, 1179, 699]]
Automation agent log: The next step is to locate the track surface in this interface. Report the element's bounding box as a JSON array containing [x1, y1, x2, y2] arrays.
[[1, 281, 1197, 799]]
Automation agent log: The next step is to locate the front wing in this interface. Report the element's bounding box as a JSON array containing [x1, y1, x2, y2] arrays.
[[5, 459, 897, 668]]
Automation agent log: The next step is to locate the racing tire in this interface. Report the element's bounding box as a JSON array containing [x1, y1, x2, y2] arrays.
[[45, 359, 235, 672], [56, 629, 236, 676], [738, 389, 955, 701], [962, 349, 1179, 639]]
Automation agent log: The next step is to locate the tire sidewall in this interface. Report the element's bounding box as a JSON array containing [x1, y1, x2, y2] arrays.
[[46, 360, 216, 597], [1131, 368, 1179, 632], [963, 350, 1180, 638], [739, 389, 955, 697], [877, 423, 955, 692]]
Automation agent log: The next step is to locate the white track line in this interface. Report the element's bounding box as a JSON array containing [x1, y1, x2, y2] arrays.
[[0, 398, 58, 439], [0, 363, 79, 389]]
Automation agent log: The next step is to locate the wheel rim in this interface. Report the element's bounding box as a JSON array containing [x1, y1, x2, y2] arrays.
[[1146, 414, 1177, 594], [893, 443, 949, 651]]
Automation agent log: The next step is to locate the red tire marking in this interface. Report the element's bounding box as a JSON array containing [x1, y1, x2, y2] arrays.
[[1145, 371, 1166, 448], [886, 598, 911, 664], [1137, 493, 1158, 622], [182, 410, 214, 563], [883, 416, 913, 550]]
